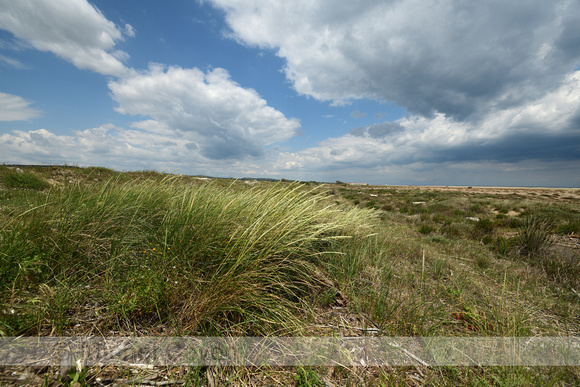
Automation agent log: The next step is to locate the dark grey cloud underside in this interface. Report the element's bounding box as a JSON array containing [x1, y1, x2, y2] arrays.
[[201, 134, 263, 160], [345, 110, 580, 166], [314, 130, 580, 171], [359, 2, 580, 121], [427, 133, 580, 164], [350, 121, 404, 138]]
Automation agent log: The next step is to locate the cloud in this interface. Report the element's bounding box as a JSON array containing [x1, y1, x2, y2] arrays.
[[0, 92, 41, 121], [350, 109, 366, 118], [0, 124, 287, 178], [0, 125, 194, 169], [209, 0, 580, 120], [2, 122, 577, 186], [108, 64, 301, 159], [124, 24, 136, 38], [350, 121, 404, 138], [274, 71, 580, 180], [0, 0, 132, 76], [0, 54, 28, 69]]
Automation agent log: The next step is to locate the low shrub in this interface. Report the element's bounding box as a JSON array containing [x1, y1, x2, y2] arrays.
[[382, 203, 393, 211], [432, 213, 452, 225], [472, 218, 496, 241], [475, 253, 492, 269], [475, 218, 495, 234], [418, 224, 436, 234], [496, 207, 509, 214], [441, 223, 463, 238], [365, 200, 377, 209], [539, 249, 580, 288], [481, 235, 494, 245], [557, 221, 580, 235], [469, 204, 482, 213], [508, 218, 523, 228]]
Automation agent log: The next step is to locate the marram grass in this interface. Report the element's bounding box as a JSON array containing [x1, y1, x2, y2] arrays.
[[0, 176, 377, 336]]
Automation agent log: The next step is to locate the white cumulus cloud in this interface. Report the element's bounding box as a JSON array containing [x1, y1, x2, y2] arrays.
[[0, 0, 133, 76], [0, 125, 192, 169], [275, 71, 580, 173], [109, 64, 301, 159], [0, 92, 41, 121], [209, 0, 580, 119], [0, 124, 286, 177]]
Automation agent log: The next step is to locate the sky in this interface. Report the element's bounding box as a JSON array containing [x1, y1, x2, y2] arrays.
[[0, 0, 579, 187]]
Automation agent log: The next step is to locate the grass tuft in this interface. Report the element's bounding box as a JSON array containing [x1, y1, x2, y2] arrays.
[[517, 216, 552, 256], [0, 177, 376, 336]]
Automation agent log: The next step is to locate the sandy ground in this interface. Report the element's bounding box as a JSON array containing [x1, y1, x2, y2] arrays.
[[382, 185, 580, 201]]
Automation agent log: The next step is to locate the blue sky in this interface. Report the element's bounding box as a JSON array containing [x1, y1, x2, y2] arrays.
[[1, 0, 579, 186]]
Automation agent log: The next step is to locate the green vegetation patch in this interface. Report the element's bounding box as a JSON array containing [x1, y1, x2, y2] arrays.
[[0, 167, 50, 190], [0, 175, 376, 336]]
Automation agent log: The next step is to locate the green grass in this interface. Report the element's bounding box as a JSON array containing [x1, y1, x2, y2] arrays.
[[0, 174, 376, 336], [558, 219, 580, 235], [0, 166, 579, 385], [294, 367, 324, 387], [517, 216, 552, 256], [0, 166, 50, 190]]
